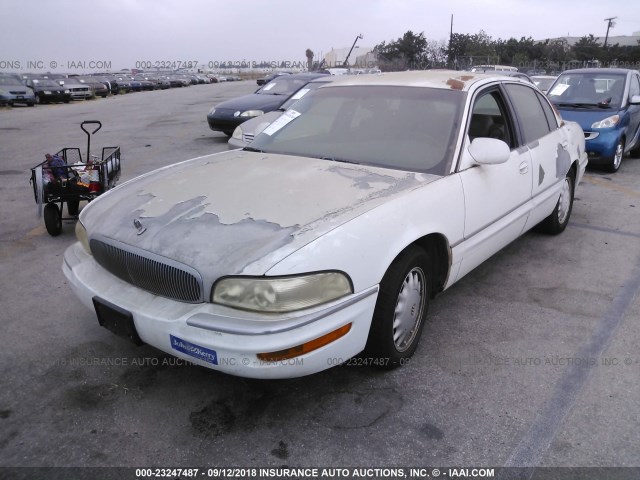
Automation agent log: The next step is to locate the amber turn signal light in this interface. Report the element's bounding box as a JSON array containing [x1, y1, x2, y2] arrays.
[[257, 323, 352, 362]]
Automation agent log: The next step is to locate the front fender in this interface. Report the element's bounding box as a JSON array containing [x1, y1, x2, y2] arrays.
[[266, 175, 465, 293]]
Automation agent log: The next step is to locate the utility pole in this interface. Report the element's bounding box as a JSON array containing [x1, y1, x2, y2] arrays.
[[449, 14, 454, 68], [603, 16, 617, 48]]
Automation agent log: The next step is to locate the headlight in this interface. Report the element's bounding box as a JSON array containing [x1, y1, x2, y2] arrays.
[[240, 110, 264, 117], [64, 90, 70, 94], [591, 115, 620, 129], [212, 272, 353, 312], [43, 91, 52, 94], [208, 107, 216, 115], [231, 126, 243, 140], [75, 220, 91, 255]]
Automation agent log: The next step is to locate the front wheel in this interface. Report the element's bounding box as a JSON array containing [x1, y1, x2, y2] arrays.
[[606, 139, 624, 173], [538, 168, 575, 235], [364, 246, 431, 368]]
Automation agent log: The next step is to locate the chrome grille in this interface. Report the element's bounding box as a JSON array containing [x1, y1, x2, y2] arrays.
[[90, 238, 203, 303]]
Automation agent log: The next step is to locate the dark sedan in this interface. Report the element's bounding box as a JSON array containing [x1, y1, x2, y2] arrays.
[[24, 78, 71, 104], [256, 71, 290, 86], [207, 72, 328, 135]]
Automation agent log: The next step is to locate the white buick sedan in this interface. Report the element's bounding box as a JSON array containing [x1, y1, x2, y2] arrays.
[[64, 71, 587, 379]]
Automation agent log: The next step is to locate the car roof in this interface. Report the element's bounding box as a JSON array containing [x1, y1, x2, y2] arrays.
[[560, 68, 635, 75], [314, 70, 530, 91], [282, 72, 330, 80]]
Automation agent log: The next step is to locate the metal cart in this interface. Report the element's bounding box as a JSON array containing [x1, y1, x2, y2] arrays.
[[30, 120, 122, 236]]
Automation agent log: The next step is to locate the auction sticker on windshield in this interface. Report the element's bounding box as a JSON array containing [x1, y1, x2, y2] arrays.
[[549, 84, 570, 96], [262, 109, 301, 136]]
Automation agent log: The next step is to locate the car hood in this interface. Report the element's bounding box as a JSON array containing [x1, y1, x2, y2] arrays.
[[211, 93, 286, 115], [82, 150, 439, 286], [238, 111, 283, 135], [557, 108, 624, 130]]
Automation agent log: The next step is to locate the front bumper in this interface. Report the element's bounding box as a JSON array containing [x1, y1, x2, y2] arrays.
[[583, 129, 621, 165], [227, 134, 248, 149], [63, 242, 377, 379], [207, 114, 245, 134], [68, 89, 92, 99], [0, 94, 35, 106]]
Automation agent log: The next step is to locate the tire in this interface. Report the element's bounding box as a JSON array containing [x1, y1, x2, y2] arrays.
[[67, 200, 80, 216], [364, 245, 431, 368], [35, 95, 41, 105], [630, 143, 640, 159], [538, 168, 575, 235], [44, 203, 62, 236], [606, 139, 624, 173]]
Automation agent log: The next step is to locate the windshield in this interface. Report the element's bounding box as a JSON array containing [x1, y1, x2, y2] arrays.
[[248, 85, 465, 175], [256, 76, 311, 96], [532, 77, 555, 91], [33, 79, 61, 87], [0, 78, 23, 86], [548, 72, 626, 109]]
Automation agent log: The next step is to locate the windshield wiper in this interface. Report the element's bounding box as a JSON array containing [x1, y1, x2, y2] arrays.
[[319, 156, 358, 164], [555, 102, 602, 109], [243, 146, 263, 153]]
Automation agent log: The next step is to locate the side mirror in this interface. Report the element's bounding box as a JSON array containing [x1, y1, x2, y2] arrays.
[[468, 137, 510, 165], [630, 95, 640, 105]]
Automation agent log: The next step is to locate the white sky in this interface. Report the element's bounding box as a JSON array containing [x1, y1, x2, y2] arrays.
[[1, 0, 639, 72]]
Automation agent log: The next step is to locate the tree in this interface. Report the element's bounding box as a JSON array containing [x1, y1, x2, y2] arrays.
[[425, 39, 448, 66], [374, 30, 429, 69], [573, 34, 601, 61], [305, 49, 314, 71]]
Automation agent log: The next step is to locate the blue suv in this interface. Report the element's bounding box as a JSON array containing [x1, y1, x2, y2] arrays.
[[547, 68, 640, 172]]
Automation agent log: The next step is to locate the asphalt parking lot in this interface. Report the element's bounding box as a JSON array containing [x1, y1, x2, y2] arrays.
[[0, 81, 639, 477]]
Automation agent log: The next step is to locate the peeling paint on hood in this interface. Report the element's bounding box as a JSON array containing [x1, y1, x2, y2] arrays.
[[82, 150, 440, 284]]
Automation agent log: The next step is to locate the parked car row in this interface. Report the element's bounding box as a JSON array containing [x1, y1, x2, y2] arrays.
[[0, 71, 242, 107], [222, 67, 640, 174]]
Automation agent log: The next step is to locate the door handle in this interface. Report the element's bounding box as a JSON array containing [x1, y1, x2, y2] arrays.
[[519, 162, 529, 174]]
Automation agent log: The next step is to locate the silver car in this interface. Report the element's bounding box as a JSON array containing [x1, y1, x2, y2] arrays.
[[58, 77, 94, 100], [0, 76, 36, 106], [228, 76, 338, 148]]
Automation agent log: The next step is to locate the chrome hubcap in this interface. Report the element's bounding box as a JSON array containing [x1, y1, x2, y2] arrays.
[[557, 177, 572, 224], [392, 267, 426, 352]]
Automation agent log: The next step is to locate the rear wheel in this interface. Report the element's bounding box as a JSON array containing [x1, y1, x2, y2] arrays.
[[44, 203, 62, 236], [364, 246, 431, 368], [538, 168, 575, 234]]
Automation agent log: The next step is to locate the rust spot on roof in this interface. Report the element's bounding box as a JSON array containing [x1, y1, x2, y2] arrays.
[[446, 78, 465, 90], [460, 75, 474, 81]]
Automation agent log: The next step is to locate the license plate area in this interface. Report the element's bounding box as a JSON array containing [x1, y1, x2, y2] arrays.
[[93, 297, 143, 345]]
